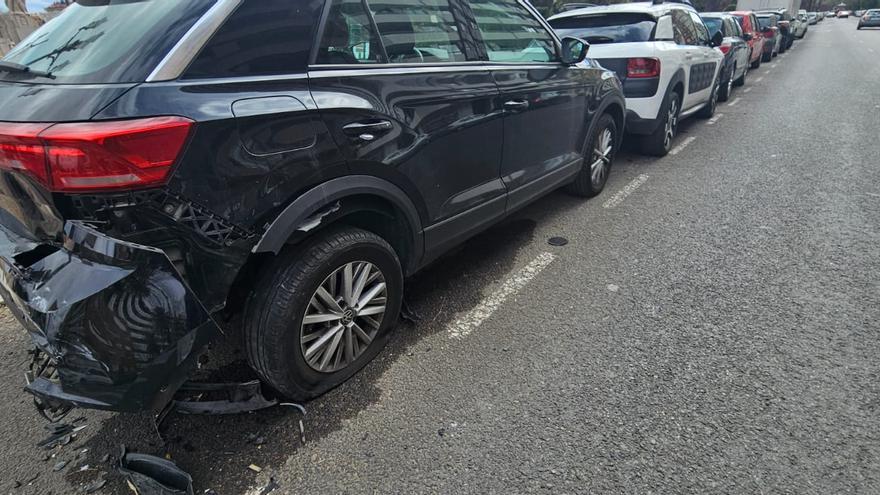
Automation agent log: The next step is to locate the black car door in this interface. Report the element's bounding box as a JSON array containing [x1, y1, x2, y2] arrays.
[[309, 0, 506, 260], [466, 0, 592, 211]]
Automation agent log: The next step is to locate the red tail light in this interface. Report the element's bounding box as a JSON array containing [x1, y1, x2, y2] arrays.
[[719, 44, 731, 54], [0, 117, 193, 193], [627, 57, 661, 78]]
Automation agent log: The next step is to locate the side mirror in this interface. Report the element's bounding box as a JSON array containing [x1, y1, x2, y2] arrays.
[[742, 33, 753, 41], [655, 15, 675, 41], [560, 37, 589, 65], [711, 31, 724, 47]]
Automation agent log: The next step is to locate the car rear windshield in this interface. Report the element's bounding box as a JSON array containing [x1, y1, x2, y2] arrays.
[[702, 17, 722, 37], [0, 0, 216, 84], [549, 13, 656, 44], [757, 16, 775, 28]]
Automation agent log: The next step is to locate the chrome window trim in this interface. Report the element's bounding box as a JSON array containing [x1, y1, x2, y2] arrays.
[[307, 63, 561, 78], [146, 0, 244, 82]]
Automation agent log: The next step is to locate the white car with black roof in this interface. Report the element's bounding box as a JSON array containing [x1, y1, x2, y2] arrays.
[[549, 0, 724, 156]]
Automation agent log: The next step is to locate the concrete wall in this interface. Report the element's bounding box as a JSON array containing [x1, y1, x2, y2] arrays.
[[0, 13, 46, 57]]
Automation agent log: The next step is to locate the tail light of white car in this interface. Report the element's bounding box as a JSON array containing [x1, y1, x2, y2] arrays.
[[627, 58, 661, 78]]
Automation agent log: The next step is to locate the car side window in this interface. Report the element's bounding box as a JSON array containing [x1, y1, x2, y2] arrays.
[[316, 0, 385, 64], [468, 0, 558, 63], [185, 0, 325, 78], [371, 0, 467, 63], [733, 18, 744, 37], [689, 11, 710, 44], [671, 9, 697, 45]]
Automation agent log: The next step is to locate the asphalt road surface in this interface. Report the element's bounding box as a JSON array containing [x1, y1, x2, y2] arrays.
[[2, 17, 879, 495]]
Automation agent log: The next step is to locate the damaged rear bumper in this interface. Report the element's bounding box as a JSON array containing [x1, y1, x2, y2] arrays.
[[0, 221, 221, 412]]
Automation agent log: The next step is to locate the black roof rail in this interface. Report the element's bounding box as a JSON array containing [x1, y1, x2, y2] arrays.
[[652, 0, 694, 6]]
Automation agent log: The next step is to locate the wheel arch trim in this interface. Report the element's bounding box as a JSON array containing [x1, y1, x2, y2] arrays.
[[253, 175, 424, 267]]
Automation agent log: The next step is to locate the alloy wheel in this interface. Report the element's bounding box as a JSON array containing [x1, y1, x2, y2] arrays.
[[590, 127, 613, 185], [301, 261, 387, 373], [664, 98, 679, 149]]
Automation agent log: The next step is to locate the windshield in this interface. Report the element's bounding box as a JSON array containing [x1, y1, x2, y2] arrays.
[[550, 13, 656, 44], [757, 16, 775, 28], [0, 0, 216, 84], [702, 17, 722, 38]]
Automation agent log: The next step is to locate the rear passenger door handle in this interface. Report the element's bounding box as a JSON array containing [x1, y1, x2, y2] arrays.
[[342, 120, 393, 141], [503, 100, 530, 112]]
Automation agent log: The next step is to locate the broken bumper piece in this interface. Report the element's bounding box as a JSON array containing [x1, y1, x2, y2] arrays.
[[0, 221, 221, 412]]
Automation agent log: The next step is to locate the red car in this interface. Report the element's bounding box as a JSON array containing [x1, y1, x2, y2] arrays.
[[730, 11, 766, 69]]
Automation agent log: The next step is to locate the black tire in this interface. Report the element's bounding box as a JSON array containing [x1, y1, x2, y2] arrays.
[[734, 62, 747, 87], [718, 68, 733, 102], [762, 51, 772, 62], [567, 113, 617, 197], [638, 88, 681, 157], [244, 226, 403, 400], [751, 55, 761, 69], [697, 77, 719, 119]]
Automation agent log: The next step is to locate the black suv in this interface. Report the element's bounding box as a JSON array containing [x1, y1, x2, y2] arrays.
[[0, 0, 624, 414]]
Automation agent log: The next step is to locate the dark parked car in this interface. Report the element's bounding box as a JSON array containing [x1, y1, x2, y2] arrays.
[[0, 0, 625, 415], [756, 13, 783, 61], [701, 13, 750, 102]]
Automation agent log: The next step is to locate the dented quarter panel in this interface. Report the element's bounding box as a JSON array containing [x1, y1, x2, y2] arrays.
[[0, 221, 221, 412]]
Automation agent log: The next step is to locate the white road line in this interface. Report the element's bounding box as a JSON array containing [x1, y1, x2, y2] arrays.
[[727, 97, 742, 107], [707, 113, 724, 125], [447, 252, 556, 339], [755, 76, 764, 83], [669, 136, 697, 156], [870, 48, 876, 53], [602, 174, 649, 209], [770, 64, 778, 68], [743, 87, 752, 93]]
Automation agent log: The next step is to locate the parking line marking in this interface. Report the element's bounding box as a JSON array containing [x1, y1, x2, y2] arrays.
[[744, 87, 752, 93], [448, 252, 556, 339], [707, 113, 724, 125], [669, 136, 696, 156], [602, 174, 649, 209], [727, 97, 742, 107], [755, 76, 764, 83]]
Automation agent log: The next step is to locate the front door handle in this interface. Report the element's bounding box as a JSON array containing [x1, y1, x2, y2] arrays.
[[504, 100, 530, 111], [342, 120, 393, 141]]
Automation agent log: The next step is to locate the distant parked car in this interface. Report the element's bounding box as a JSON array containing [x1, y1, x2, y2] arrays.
[[855, 10, 865, 16], [759, 11, 793, 50], [807, 12, 818, 25], [858, 9, 880, 28], [730, 11, 767, 69], [756, 14, 782, 61], [838, 11, 850, 18], [548, 2, 724, 156], [794, 10, 809, 37], [701, 13, 750, 102]]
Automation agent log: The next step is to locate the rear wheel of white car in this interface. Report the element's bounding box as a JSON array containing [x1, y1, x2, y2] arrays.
[[245, 226, 403, 400], [567, 113, 617, 197], [697, 78, 719, 119], [639, 89, 681, 157]]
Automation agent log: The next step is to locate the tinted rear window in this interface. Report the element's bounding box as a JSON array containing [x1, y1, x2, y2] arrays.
[[550, 13, 656, 44], [0, 0, 215, 84], [757, 16, 775, 28], [702, 17, 722, 37]]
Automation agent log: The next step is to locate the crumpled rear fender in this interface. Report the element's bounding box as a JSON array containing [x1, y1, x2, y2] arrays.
[[0, 221, 221, 412]]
